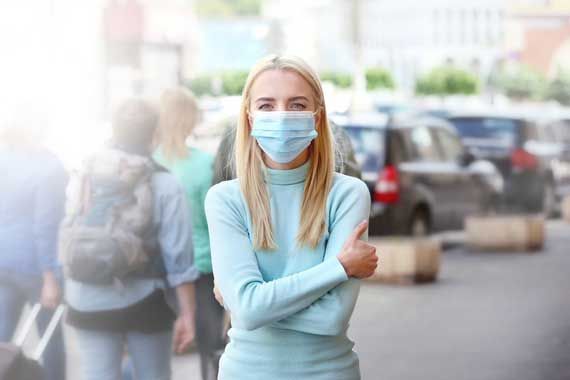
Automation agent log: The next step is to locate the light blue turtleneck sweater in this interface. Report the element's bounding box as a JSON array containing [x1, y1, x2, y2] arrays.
[[205, 161, 370, 380]]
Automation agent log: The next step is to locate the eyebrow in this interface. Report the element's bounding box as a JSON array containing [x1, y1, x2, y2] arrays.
[[254, 96, 310, 102], [289, 96, 310, 102], [254, 97, 275, 102]]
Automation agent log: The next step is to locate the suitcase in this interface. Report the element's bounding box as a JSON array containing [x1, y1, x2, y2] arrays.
[[0, 304, 65, 380]]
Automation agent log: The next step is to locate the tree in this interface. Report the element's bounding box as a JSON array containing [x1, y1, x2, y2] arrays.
[[186, 75, 214, 96], [545, 70, 570, 105], [221, 71, 249, 95], [365, 67, 394, 90], [320, 72, 353, 89], [488, 64, 546, 100], [194, 0, 262, 17], [416, 66, 479, 96]]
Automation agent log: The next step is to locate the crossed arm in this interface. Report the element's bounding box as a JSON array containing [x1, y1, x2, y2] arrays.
[[205, 180, 370, 335]]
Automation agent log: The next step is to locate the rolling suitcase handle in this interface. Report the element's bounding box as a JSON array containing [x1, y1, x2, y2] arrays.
[[11, 304, 66, 361]]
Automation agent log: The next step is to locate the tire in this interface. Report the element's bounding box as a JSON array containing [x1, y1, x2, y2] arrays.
[[408, 208, 430, 237]]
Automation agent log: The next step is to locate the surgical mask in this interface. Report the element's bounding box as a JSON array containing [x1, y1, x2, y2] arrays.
[[250, 111, 318, 164]]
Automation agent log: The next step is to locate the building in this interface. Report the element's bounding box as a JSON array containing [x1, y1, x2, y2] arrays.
[[505, 0, 570, 77], [263, 0, 508, 92]]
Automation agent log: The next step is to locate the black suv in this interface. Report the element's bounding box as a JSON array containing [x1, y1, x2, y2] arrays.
[[332, 112, 503, 236], [447, 111, 570, 216]]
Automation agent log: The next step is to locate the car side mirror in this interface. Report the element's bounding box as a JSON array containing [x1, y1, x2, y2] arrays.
[[460, 151, 476, 166]]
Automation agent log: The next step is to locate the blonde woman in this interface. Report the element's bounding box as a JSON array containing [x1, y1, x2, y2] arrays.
[[205, 55, 378, 379], [154, 88, 226, 380]]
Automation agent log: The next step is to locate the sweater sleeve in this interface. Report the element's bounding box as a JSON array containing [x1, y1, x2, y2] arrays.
[[271, 178, 371, 336], [158, 176, 200, 287], [205, 183, 349, 331], [34, 159, 68, 273]]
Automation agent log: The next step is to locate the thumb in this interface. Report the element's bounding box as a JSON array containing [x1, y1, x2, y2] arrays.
[[347, 220, 368, 244]]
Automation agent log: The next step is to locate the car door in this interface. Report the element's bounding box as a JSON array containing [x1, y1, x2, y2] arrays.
[[540, 121, 570, 200], [399, 125, 452, 231], [433, 127, 480, 228]]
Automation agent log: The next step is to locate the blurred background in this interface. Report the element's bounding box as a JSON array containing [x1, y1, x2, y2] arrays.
[[2, 1, 570, 379], [4, 0, 570, 165]]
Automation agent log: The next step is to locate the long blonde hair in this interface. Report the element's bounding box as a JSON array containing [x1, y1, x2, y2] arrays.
[[156, 87, 200, 162], [236, 55, 335, 250]]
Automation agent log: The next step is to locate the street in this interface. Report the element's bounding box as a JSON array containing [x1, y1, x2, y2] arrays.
[[62, 220, 570, 380], [352, 220, 570, 380]]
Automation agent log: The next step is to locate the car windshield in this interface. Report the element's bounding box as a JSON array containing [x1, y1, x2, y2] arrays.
[[343, 126, 385, 174], [448, 117, 518, 147]]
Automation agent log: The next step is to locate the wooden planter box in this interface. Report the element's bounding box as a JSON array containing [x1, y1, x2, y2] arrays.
[[465, 215, 545, 252], [367, 238, 441, 285]]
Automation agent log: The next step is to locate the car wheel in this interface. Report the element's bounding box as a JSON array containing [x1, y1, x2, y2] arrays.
[[409, 208, 430, 237], [542, 180, 557, 218]]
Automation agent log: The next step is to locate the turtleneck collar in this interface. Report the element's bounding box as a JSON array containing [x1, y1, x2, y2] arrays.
[[264, 160, 310, 185]]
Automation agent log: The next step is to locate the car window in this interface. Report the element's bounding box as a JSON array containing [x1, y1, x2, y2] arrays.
[[388, 131, 407, 164], [555, 121, 570, 142], [523, 121, 540, 141], [343, 127, 385, 173], [537, 123, 556, 142], [434, 129, 463, 162], [449, 117, 518, 147], [406, 126, 442, 161], [538, 121, 567, 143]]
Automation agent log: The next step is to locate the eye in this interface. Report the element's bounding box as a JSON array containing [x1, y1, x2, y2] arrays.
[[289, 102, 307, 111], [258, 103, 273, 111]]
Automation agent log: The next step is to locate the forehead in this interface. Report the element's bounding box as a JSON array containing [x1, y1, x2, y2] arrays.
[[250, 69, 313, 101]]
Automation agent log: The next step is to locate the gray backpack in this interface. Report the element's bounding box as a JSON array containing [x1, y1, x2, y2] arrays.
[[59, 149, 157, 285]]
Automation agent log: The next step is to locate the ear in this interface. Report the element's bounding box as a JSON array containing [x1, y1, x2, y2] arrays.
[[248, 113, 254, 131], [314, 108, 322, 128]]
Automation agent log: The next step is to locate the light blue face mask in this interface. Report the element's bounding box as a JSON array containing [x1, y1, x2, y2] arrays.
[[250, 111, 318, 164]]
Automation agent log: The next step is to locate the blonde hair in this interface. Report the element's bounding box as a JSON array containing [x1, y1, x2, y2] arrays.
[[156, 87, 200, 162], [236, 54, 335, 250]]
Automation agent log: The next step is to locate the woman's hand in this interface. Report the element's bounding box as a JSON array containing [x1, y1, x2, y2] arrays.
[[40, 272, 61, 309], [173, 312, 195, 354], [213, 283, 224, 307], [173, 282, 197, 353], [337, 220, 378, 279]]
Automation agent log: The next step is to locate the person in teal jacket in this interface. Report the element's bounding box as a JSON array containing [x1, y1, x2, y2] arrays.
[[154, 87, 226, 380], [205, 55, 379, 380]]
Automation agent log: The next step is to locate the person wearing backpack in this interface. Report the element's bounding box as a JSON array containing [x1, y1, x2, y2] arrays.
[[62, 98, 199, 380], [154, 88, 226, 380], [0, 107, 67, 380]]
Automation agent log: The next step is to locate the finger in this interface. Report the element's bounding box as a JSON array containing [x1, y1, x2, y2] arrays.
[[178, 335, 192, 353], [347, 220, 369, 244]]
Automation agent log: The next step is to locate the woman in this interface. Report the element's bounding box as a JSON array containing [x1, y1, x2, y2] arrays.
[[0, 108, 67, 380], [154, 88, 226, 380], [64, 98, 198, 380], [205, 55, 378, 379]]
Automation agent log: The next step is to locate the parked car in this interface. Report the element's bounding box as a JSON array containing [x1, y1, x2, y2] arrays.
[[446, 110, 570, 216], [332, 112, 503, 236]]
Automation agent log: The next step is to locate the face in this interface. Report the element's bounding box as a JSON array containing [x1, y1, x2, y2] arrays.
[[247, 69, 320, 168]]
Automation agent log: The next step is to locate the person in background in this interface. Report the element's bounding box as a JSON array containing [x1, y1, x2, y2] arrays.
[[205, 54, 377, 380], [63, 98, 199, 380], [154, 88, 226, 380], [0, 109, 67, 380]]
